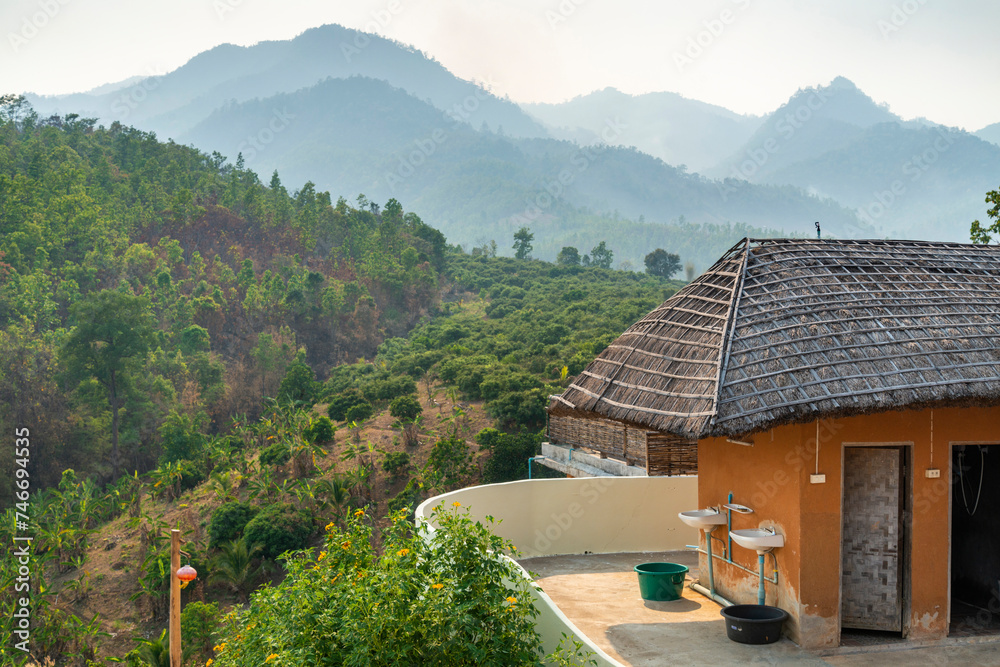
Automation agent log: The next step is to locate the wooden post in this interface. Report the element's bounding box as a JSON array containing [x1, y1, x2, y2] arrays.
[[170, 529, 181, 667]]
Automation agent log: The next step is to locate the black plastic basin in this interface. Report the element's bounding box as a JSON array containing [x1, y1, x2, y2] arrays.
[[720, 604, 788, 644]]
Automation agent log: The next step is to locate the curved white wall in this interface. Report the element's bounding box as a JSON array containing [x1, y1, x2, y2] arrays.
[[416, 476, 699, 666]]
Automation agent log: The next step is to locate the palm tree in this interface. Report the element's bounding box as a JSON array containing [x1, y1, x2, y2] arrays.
[[209, 538, 266, 604], [135, 629, 171, 667]]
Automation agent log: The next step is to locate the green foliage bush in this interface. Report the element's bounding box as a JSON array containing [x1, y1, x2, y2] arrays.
[[344, 402, 374, 424], [425, 434, 474, 491], [477, 428, 543, 484], [488, 388, 549, 427], [211, 507, 549, 666], [326, 387, 368, 421], [243, 502, 314, 560], [304, 416, 335, 443], [176, 459, 205, 491], [389, 350, 444, 378], [382, 451, 411, 481], [209, 502, 260, 549], [389, 394, 422, 422], [259, 442, 292, 467], [361, 374, 417, 402]]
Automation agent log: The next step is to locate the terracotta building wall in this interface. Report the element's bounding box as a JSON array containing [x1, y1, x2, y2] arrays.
[[698, 405, 1000, 650], [696, 427, 805, 641]]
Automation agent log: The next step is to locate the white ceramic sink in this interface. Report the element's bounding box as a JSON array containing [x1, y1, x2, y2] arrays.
[[730, 528, 784, 553], [678, 509, 727, 531]]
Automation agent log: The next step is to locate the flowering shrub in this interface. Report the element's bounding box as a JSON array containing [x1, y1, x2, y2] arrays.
[[210, 505, 561, 666]]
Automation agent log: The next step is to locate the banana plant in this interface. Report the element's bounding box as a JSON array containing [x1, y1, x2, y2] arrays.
[[208, 469, 242, 503], [247, 465, 277, 502]]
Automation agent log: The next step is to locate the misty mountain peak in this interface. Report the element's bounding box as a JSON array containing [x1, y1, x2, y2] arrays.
[[779, 76, 899, 130], [828, 76, 860, 91]]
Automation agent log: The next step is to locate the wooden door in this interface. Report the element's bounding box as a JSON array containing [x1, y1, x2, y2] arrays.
[[841, 447, 904, 631]]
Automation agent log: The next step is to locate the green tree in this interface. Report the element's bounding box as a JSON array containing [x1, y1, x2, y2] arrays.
[[61, 290, 155, 479], [389, 394, 423, 447], [590, 241, 614, 269], [556, 246, 581, 267], [970, 185, 1000, 244], [477, 428, 543, 483], [512, 226, 534, 260], [644, 248, 682, 278], [278, 358, 318, 404], [251, 329, 295, 402], [158, 409, 205, 463], [181, 601, 220, 662]]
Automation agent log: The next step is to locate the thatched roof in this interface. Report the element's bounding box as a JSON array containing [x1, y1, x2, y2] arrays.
[[549, 238, 1000, 438]]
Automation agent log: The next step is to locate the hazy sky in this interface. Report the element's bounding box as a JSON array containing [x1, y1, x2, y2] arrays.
[[2, 0, 997, 130]]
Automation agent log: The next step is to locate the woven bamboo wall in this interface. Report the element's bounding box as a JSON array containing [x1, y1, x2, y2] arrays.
[[625, 428, 647, 467], [646, 433, 698, 476], [548, 414, 635, 464]]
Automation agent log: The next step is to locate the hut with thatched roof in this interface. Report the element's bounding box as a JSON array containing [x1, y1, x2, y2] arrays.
[[546, 238, 1000, 648]]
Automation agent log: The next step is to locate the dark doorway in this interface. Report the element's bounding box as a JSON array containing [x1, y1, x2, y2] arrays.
[[950, 444, 1000, 637], [841, 446, 908, 634]]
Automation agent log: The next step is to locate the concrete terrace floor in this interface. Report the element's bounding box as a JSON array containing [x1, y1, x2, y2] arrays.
[[519, 551, 1000, 666]]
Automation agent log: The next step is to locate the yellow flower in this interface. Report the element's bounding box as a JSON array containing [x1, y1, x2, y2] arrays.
[[397, 548, 409, 557], [506, 596, 517, 604], [206, 661, 213, 667], [325, 522, 335, 531], [341, 540, 351, 550], [354, 509, 365, 517], [431, 583, 444, 590], [317, 552, 326, 561], [265, 654, 279, 663], [452, 501, 461, 507]]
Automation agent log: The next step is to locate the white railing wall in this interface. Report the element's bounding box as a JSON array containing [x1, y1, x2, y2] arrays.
[[416, 476, 699, 666]]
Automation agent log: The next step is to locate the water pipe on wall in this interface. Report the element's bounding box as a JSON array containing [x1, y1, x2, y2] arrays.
[[527, 457, 540, 479], [757, 554, 767, 605]]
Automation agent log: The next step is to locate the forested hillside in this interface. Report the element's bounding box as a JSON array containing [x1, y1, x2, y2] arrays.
[[0, 95, 446, 493], [0, 96, 685, 665]]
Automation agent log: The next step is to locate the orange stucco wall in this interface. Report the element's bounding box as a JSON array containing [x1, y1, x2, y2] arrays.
[[697, 405, 1000, 649]]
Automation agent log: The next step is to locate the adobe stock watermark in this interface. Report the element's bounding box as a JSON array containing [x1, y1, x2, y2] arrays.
[[531, 477, 613, 553], [545, 0, 589, 31], [109, 66, 166, 121], [8, 0, 72, 53], [236, 108, 296, 163], [877, 0, 929, 39], [673, 0, 752, 73], [340, 0, 407, 63], [716, 84, 832, 202], [213, 0, 244, 21], [383, 77, 499, 192], [12, 427, 33, 654], [856, 128, 956, 227], [747, 418, 844, 511], [507, 116, 627, 227]]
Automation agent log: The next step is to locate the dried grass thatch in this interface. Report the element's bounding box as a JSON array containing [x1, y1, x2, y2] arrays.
[[550, 238, 1000, 438]]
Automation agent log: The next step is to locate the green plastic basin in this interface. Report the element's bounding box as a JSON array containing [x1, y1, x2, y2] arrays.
[[634, 562, 688, 601]]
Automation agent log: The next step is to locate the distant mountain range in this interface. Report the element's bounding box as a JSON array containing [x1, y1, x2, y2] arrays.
[[25, 24, 547, 141], [522, 87, 763, 173], [534, 77, 1000, 240], [23, 24, 999, 265]]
